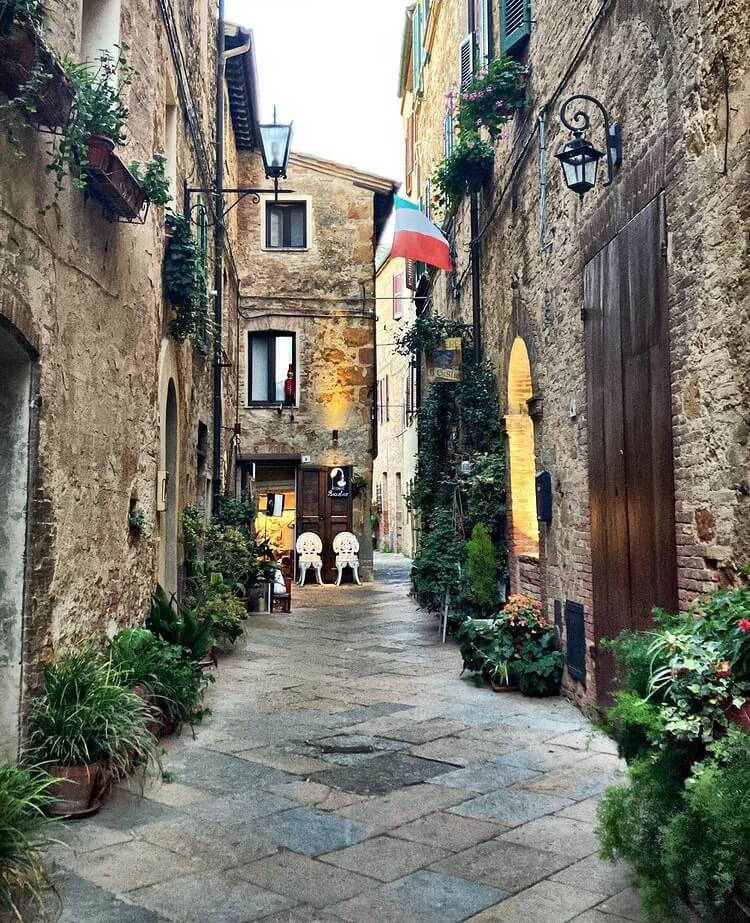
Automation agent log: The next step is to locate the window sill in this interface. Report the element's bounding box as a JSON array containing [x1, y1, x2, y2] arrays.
[[247, 402, 298, 409], [261, 246, 310, 253]]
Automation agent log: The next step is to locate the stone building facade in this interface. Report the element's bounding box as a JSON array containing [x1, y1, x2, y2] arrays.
[[399, 0, 750, 704], [0, 0, 258, 756], [373, 253, 419, 558], [233, 151, 397, 584]]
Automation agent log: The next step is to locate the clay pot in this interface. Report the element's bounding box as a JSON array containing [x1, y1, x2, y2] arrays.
[[85, 134, 115, 170], [46, 763, 102, 817], [725, 699, 750, 731]]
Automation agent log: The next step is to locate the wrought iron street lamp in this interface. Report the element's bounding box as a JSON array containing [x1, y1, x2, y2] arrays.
[[259, 109, 293, 195], [555, 94, 622, 199]]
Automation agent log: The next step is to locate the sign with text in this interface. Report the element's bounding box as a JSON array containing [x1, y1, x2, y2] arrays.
[[328, 466, 351, 499], [426, 337, 462, 383]]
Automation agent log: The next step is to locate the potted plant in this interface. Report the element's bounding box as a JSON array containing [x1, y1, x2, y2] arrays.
[[0, 0, 74, 131], [458, 57, 529, 140], [129, 153, 172, 207], [109, 627, 213, 738], [27, 646, 158, 817], [433, 132, 494, 215], [0, 762, 55, 920]]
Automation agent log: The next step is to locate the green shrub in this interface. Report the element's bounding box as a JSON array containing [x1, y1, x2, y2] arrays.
[[188, 573, 246, 648], [411, 509, 465, 611], [465, 523, 499, 614], [604, 690, 666, 763], [28, 647, 158, 778], [0, 763, 54, 919], [146, 586, 212, 661], [514, 631, 562, 696], [109, 628, 212, 729], [662, 731, 750, 920]]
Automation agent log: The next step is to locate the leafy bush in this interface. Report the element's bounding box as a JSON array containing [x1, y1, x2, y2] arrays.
[[598, 580, 750, 921], [411, 509, 465, 611], [187, 573, 246, 648], [129, 153, 171, 206], [215, 497, 256, 535], [514, 631, 562, 696], [164, 213, 210, 353], [28, 646, 158, 777], [465, 523, 499, 613], [109, 628, 212, 729], [146, 586, 212, 661], [0, 763, 53, 920]]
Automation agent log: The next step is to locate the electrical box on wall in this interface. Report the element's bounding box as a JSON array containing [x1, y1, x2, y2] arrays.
[[156, 470, 167, 512], [535, 470, 552, 523]]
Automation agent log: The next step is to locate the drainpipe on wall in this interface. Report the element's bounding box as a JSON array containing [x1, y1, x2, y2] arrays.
[[467, 0, 482, 364], [212, 5, 251, 514]]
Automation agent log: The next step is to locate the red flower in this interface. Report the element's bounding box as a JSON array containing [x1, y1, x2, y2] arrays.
[[738, 618, 750, 633]]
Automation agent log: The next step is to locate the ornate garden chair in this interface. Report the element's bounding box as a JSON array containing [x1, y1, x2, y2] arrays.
[[296, 532, 323, 586], [332, 531, 361, 586]]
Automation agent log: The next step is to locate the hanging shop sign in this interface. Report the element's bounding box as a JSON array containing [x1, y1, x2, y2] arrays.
[[427, 336, 462, 383], [328, 466, 351, 499]]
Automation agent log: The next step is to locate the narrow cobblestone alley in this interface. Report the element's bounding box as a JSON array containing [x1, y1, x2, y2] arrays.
[[45, 556, 642, 923]]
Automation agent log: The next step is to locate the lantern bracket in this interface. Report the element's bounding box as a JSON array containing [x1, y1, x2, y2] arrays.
[[559, 94, 622, 187]]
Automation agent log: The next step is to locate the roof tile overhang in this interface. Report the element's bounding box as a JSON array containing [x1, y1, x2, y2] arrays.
[[289, 151, 399, 196], [225, 23, 260, 150]]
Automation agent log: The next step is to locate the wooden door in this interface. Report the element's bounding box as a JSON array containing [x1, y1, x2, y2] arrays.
[[297, 468, 353, 582], [584, 194, 678, 700]]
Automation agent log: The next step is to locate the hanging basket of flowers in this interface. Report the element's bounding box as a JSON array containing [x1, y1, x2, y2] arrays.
[[432, 133, 494, 215]]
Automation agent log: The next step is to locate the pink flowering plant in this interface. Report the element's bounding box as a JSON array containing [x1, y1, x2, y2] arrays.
[[458, 56, 528, 140]]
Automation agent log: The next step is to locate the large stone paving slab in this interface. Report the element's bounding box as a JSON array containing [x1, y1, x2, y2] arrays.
[[449, 788, 575, 826], [236, 849, 374, 907], [253, 805, 371, 855], [430, 839, 574, 893], [382, 870, 508, 923], [310, 750, 453, 794], [320, 834, 450, 881], [127, 868, 297, 922], [390, 811, 508, 851]]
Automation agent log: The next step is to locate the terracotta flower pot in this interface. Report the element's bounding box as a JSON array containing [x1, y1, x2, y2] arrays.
[[725, 699, 750, 731], [85, 134, 115, 170], [46, 763, 102, 817]]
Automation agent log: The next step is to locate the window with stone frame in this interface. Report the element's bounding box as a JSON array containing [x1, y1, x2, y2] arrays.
[[248, 331, 296, 404], [265, 202, 307, 249]]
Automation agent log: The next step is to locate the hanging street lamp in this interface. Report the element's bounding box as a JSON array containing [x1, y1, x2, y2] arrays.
[[555, 94, 622, 199], [258, 107, 294, 200]]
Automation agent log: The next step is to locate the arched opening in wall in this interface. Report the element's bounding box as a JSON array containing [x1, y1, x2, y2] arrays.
[[506, 337, 539, 558], [163, 379, 178, 596], [0, 324, 34, 759]]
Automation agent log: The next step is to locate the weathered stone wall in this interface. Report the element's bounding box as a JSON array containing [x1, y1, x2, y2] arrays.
[[0, 0, 244, 749], [235, 151, 396, 580], [373, 255, 419, 558], [404, 0, 750, 704]]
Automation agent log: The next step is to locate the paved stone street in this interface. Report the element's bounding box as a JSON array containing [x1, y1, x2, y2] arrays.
[[45, 555, 643, 923]]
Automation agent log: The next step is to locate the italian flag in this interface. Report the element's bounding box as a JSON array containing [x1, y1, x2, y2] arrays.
[[390, 196, 453, 272]]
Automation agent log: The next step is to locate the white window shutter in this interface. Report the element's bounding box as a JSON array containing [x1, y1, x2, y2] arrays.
[[459, 33, 475, 89], [479, 0, 491, 64]]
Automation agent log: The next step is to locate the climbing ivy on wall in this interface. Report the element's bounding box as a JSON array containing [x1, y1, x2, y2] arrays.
[[406, 318, 507, 611]]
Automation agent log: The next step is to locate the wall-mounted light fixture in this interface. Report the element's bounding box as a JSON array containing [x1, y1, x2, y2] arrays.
[[555, 94, 622, 199], [258, 106, 293, 201], [331, 429, 339, 445]]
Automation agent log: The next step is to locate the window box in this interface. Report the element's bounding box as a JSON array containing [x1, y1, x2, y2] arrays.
[[84, 135, 149, 223], [0, 23, 74, 129]]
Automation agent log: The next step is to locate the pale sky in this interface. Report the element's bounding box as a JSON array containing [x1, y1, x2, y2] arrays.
[[225, 0, 407, 182]]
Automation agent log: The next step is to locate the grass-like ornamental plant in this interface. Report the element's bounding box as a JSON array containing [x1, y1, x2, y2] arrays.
[[109, 627, 213, 729], [0, 763, 54, 920], [28, 646, 159, 779]]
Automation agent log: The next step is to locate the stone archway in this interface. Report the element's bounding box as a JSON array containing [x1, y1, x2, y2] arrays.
[[0, 324, 34, 759], [506, 337, 538, 558]]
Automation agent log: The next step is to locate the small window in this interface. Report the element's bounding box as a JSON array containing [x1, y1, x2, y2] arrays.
[[80, 0, 121, 61], [249, 332, 296, 404], [265, 202, 307, 249]]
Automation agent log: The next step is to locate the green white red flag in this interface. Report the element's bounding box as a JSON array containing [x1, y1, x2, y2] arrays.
[[390, 196, 453, 272]]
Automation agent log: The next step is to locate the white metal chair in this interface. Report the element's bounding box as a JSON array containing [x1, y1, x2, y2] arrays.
[[332, 531, 361, 586], [296, 532, 323, 586]]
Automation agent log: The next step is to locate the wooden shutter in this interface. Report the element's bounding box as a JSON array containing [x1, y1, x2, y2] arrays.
[[459, 33, 475, 89], [405, 258, 416, 290], [405, 114, 415, 196], [385, 375, 390, 422], [500, 0, 530, 54], [412, 3, 423, 94], [478, 0, 492, 64], [443, 110, 454, 157], [393, 273, 404, 321]]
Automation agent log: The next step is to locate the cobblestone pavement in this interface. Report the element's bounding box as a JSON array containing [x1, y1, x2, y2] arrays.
[[44, 554, 644, 923]]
